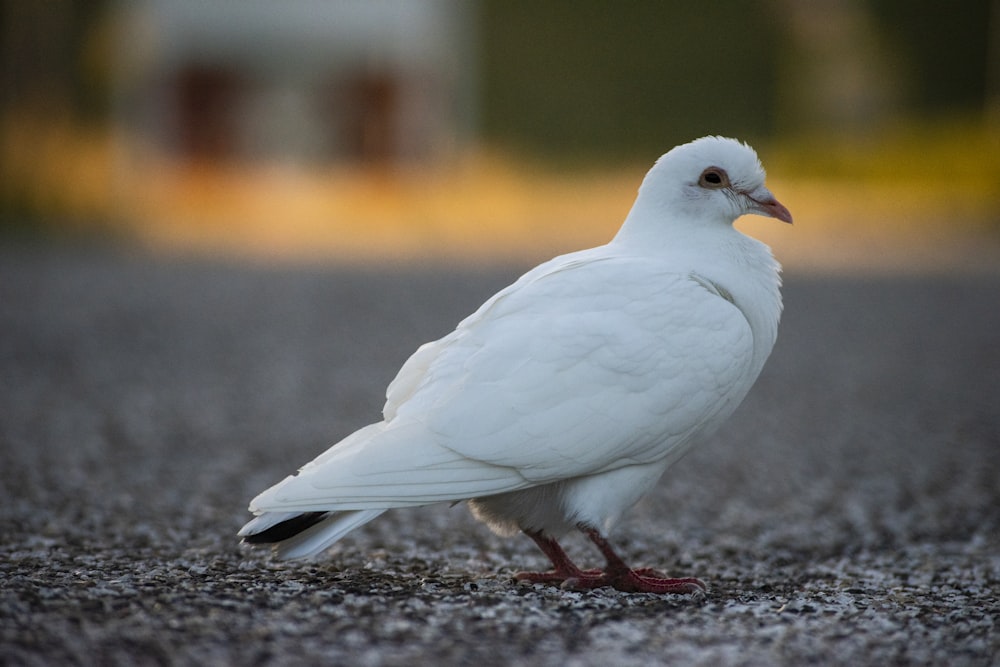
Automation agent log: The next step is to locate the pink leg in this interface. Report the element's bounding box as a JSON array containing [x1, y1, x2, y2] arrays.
[[581, 526, 706, 594], [514, 530, 603, 585], [514, 527, 706, 595]]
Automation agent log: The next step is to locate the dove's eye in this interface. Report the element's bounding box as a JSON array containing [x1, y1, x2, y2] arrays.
[[699, 168, 729, 189]]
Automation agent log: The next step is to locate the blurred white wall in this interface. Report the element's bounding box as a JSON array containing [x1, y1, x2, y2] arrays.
[[115, 0, 477, 166]]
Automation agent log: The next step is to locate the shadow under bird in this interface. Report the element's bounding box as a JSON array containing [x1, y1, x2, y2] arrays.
[[239, 136, 792, 594]]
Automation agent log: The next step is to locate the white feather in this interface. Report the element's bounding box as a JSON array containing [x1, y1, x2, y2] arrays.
[[271, 510, 385, 560]]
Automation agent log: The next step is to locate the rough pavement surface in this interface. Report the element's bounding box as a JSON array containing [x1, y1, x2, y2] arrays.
[[1, 244, 998, 666]]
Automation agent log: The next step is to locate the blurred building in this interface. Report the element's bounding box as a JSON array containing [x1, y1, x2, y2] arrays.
[[115, 0, 477, 167]]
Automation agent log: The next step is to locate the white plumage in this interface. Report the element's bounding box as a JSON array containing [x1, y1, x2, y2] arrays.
[[240, 136, 791, 593]]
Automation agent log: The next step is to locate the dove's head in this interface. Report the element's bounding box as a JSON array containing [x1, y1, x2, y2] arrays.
[[635, 136, 792, 226]]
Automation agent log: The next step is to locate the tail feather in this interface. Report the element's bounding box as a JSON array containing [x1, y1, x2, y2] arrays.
[[239, 509, 385, 560]]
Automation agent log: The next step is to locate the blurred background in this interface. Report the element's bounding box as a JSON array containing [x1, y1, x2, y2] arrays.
[[2, 0, 998, 272]]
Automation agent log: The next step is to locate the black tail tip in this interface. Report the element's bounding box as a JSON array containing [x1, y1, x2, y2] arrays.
[[242, 511, 329, 544]]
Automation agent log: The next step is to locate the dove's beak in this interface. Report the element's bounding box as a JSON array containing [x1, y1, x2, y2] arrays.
[[744, 187, 793, 224]]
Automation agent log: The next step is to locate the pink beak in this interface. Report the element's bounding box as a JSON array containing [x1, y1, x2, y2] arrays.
[[744, 188, 793, 224]]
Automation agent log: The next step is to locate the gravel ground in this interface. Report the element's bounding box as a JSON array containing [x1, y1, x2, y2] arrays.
[[1, 244, 998, 666]]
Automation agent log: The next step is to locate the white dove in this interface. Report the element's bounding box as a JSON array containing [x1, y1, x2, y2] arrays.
[[239, 136, 791, 594]]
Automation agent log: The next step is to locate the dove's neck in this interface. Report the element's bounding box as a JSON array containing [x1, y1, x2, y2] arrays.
[[613, 202, 783, 377], [615, 193, 736, 245]]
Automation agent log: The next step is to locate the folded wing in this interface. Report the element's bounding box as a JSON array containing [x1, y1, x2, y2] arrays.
[[249, 251, 755, 516]]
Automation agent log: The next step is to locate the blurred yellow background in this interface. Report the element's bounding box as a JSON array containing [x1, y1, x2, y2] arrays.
[[2, 0, 998, 273]]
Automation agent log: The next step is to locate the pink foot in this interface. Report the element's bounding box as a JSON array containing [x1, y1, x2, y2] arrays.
[[597, 570, 706, 594], [518, 567, 704, 594], [513, 567, 602, 585], [514, 566, 604, 588]]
